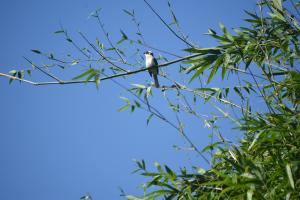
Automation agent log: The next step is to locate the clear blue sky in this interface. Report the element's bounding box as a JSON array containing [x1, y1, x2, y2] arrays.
[[0, 0, 256, 199]]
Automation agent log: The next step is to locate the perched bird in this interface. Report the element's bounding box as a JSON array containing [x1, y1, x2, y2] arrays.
[[144, 51, 160, 88]]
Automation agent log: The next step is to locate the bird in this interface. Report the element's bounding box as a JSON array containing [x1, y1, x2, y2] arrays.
[[144, 51, 160, 88]]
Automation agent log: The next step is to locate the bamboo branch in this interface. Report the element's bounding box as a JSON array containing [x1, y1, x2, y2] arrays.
[[0, 53, 203, 86], [23, 57, 63, 83], [131, 39, 182, 58], [95, 14, 127, 63], [78, 32, 128, 72], [0, 72, 36, 84], [143, 0, 194, 47], [1, 51, 272, 87]]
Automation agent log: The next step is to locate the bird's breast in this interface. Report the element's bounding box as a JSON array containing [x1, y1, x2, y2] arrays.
[[145, 58, 155, 68]]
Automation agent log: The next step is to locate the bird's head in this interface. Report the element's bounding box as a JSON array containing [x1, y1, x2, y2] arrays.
[[144, 51, 154, 56]]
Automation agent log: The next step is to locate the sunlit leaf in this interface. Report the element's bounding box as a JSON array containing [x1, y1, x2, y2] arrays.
[[72, 68, 95, 80], [286, 164, 295, 189]]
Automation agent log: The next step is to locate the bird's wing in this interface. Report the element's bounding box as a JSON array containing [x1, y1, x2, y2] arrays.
[[153, 58, 159, 74], [153, 58, 158, 66]]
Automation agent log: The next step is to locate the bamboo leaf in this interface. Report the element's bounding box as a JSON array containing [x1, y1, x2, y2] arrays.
[[146, 113, 154, 125], [31, 49, 42, 54], [286, 164, 295, 189], [132, 84, 146, 89], [184, 47, 221, 54], [118, 103, 130, 112], [189, 64, 209, 83], [207, 63, 218, 84], [72, 68, 94, 80], [123, 9, 134, 17], [54, 30, 64, 34]]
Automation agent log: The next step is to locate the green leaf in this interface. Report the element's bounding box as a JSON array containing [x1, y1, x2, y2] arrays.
[[9, 70, 17, 74], [184, 47, 221, 55], [286, 164, 295, 189], [125, 195, 144, 200], [221, 66, 227, 80], [66, 38, 73, 43], [117, 38, 126, 45], [244, 10, 259, 19], [144, 189, 173, 199], [80, 193, 92, 200], [208, 55, 224, 83], [8, 70, 18, 84], [170, 11, 178, 25], [247, 188, 253, 200], [131, 105, 135, 112], [146, 113, 154, 125], [165, 165, 176, 179], [248, 131, 262, 150], [201, 142, 222, 153], [234, 87, 244, 100], [195, 87, 220, 92], [269, 12, 285, 21], [117, 30, 128, 44], [135, 159, 146, 170], [72, 68, 94, 80], [106, 47, 116, 51], [54, 30, 64, 34], [154, 162, 163, 172], [134, 100, 140, 108], [132, 84, 146, 89], [85, 71, 97, 81], [207, 28, 217, 35], [27, 70, 31, 76], [189, 64, 209, 83], [272, 0, 282, 11], [71, 60, 79, 66], [118, 103, 130, 112], [146, 87, 152, 97], [196, 167, 206, 175], [31, 49, 41, 54], [95, 74, 100, 89], [123, 9, 134, 17], [118, 97, 131, 112], [219, 22, 227, 33], [207, 63, 218, 84]]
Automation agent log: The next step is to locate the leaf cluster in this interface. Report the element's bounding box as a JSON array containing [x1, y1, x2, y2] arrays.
[[126, 1, 300, 199]]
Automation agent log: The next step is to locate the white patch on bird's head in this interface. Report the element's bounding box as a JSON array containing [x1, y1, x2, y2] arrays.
[[144, 51, 153, 56]]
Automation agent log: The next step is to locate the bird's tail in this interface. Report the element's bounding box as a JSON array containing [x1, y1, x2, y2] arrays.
[[153, 74, 160, 88]]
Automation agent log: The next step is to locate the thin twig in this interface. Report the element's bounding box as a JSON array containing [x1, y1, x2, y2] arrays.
[[107, 73, 209, 163], [95, 14, 127, 63], [131, 9, 147, 45], [132, 40, 182, 58], [167, 1, 197, 47], [0, 53, 202, 85], [0, 72, 36, 84], [23, 57, 63, 83], [143, 0, 194, 47], [79, 32, 128, 72], [2, 51, 268, 86], [62, 29, 91, 59], [248, 68, 275, 113], [127, 8, 182, 58], [175, 114, 210, 163], [289, 0, 300, 18]]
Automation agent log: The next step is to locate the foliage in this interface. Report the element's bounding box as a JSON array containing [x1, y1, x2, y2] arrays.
[[122, 1, 300, 199]]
